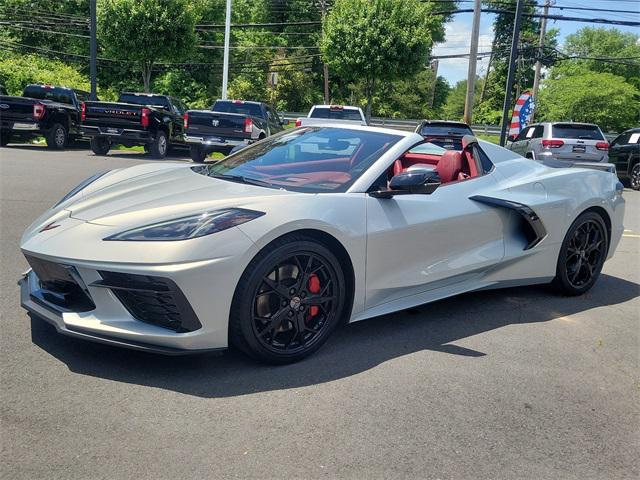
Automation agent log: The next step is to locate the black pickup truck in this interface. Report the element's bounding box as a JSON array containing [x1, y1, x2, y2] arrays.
[[81, 92, 187, 158], [0, 84, 90, 148], [184, 99, 287, 162]]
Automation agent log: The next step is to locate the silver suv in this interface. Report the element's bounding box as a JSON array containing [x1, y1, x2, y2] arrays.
[[507, 122, 609, 163]]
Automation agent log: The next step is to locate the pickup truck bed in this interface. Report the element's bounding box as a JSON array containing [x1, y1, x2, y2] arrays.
[[0, 84, 88, 148], [81, 93, 187, 158], [184, 100, 285, 162]]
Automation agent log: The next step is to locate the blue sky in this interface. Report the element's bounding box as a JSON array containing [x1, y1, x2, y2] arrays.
[[432, 0, 640, 85]]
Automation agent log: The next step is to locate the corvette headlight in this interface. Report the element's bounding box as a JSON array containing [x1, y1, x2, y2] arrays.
[[104, 208, 265, 241], [55, 171, 108, 207]]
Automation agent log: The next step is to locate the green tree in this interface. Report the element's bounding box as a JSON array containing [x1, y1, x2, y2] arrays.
[[98, 0, 197, 92], [558, 27, 640, 88], [537, 71, 640, 132], [0, 53, 90, 95], [320, 0, 448, 121]]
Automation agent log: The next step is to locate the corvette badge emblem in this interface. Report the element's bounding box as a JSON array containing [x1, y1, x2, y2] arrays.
[[39, 222, 60, 233]]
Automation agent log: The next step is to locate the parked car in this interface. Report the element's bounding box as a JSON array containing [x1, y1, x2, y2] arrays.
[[415, 120, 474, 150], [184, 99, 286, 162], [19, 127, 624, 363], [295, 105, 367, 127], [608, 127, 640, 190], [81, 92, 187, 158], [507, 122, 609, 163], [0, 84, 90, 148]]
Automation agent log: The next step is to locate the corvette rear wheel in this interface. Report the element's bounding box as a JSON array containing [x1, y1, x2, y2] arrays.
[[553, 211, 608, 296], [230, 235, 346, 364]]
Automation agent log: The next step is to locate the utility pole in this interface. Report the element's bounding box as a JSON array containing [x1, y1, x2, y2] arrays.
[[89, 0, 97, 100], [320, 0, 330, 104], [499, 0, 525, 147], [429, 59, 439, 108], [221, 0, 232, 100], [463, 0, 482, 125], [531, 0, 550, 121]]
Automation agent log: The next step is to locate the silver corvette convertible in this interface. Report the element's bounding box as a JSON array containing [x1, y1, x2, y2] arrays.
[[20, 126, 625, 363]]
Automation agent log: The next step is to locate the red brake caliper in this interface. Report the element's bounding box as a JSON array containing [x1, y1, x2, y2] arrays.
[[306, 274, 321, 322]]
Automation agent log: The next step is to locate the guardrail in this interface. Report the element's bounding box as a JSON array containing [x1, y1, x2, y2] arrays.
[[282, 112, 619, 140], [281, 112, 501, 135]]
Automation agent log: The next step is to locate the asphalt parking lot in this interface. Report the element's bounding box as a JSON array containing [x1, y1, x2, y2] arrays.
[[1, 144, 638, 480]]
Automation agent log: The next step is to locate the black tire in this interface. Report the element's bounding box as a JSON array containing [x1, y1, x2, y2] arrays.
[[230, 234, 348, 364], [148, 130, 168, 159], [552, 211, 609, 296], [630, 162, 640, 191], [90, 137, 111, 155], [46, 123, 67, 149], [190, 145, 207, 163]]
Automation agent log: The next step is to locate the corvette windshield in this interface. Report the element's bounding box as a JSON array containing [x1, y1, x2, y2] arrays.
[[193, 127, 401, 193]]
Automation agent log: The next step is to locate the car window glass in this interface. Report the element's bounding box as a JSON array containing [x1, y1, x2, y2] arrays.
[[476, 145, 494, 173], [23, 86, 73, 104], [213, 101, 263, 117], [526, 127, 536, 138], [533, 126, 544, 138], [516, 127, 530, 141], [629, 133, 640, 144], [552, 124, 604, 140], [193, 127, 401, 193], [310, 107, 363, 121]]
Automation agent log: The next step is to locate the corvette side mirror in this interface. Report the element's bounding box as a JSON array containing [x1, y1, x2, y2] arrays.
[[370, 169, 441, 198]]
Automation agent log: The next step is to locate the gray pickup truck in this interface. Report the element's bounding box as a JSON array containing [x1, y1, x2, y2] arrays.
[[184, 100, 287, 162]]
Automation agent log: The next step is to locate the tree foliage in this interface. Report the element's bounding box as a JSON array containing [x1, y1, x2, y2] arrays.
[[0, 53, 90, 95], [537, 72, 639, 132], [320, 0, 443, 120], [98, 0, 197, 92]]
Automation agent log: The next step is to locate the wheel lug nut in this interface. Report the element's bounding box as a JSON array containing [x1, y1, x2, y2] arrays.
[[282, 300, 287, 306], [289, 288, 296, 295], [288, 311, 294, 317], [300, 292, 306, 298], [298, 305, 304, 311]]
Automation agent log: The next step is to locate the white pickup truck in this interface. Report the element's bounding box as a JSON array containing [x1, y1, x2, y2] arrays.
[[295, 105, 367, 127]]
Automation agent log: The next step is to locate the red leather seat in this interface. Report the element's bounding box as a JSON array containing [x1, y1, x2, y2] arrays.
[[436, 150, 463, 183]]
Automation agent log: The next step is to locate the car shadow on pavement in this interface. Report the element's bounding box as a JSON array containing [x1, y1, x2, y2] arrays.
[[30, 273, 639, 399]]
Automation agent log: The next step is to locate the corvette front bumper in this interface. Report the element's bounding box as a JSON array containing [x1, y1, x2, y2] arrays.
[[20, 269, 224, 356]]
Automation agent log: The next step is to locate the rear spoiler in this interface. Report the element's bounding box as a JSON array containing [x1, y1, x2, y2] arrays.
[[540, 158, 616, 174]]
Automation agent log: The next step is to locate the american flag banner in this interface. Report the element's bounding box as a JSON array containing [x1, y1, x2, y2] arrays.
[[508, 91, 535, 137]]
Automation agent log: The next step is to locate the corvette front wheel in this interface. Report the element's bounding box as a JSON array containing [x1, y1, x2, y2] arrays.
[[230, 235, 347, 364], [553, 211, 608, 296]]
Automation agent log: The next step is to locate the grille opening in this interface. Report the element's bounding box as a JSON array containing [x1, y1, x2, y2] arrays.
[[95, 271, 202, 333], [25, 255, 95, 312]]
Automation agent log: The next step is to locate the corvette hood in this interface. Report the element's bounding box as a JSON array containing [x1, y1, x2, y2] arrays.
[[65, 164, 294, 227]]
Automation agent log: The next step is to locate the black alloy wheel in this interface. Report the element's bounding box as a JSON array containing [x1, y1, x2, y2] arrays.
[[553, 211, 608, 295], [630, 162, 640, 191], [230, 235, 346, 363]]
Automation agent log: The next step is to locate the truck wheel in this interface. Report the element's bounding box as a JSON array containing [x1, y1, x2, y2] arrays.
[[190, 145, 207, 163], [46, 123, 67, 149], [148, 131, 168, 159], [90, 137, 111, 155], [630, 162, 640, 191]]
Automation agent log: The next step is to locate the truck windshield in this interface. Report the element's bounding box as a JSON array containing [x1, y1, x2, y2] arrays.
[[310, 107, 363, 121], [118, 94, 170, 109], [552, 124, 604, 140], [192, 127, 401, 193], [23, 86, 74, 105], [212, 101, 263, 117]]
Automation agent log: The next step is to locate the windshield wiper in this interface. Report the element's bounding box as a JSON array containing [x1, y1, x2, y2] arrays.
[[212, 174, 273, 188]]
